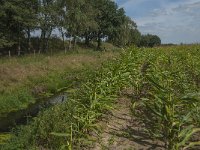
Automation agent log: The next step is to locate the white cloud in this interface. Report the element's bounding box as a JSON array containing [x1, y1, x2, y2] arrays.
[[117, 0, 200, 43]]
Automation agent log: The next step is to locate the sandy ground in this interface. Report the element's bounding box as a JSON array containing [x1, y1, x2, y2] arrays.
[[91, 97, 165, 150]]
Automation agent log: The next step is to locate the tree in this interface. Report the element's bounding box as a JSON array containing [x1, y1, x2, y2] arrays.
[[23, 0, 38, 53], [0, 0, 38, 55], [0, 3, 15, 50], [56, 0, 68, 52], [108, 16, 141, 47], [139, 34, 161, 47], [38, 0, 59, 53], [0, 0, 141, 56], [0, 0, 24, 55], [81, 0, 98, 46], [148, 35, 161, 47], [93, 0, 125, 49]]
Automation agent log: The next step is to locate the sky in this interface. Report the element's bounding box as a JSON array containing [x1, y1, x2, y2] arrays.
[[115, 0, 200, 44]]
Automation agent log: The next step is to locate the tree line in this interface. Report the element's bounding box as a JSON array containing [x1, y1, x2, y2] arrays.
[[0, 0, 161, 56]]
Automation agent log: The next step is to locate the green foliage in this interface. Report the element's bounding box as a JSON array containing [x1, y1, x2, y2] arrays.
[[0, 0, 38, 50], [0, 48, 118, 120], [1, 0, 160, 54], [3, 45, 199, 149], [2, 47, 136, 149], [131, 45, 200, 149], [0, 133, 12, 145], [0, 88, 35, 117], [108, 16, 141, 47], [139, 34, 161, 47]]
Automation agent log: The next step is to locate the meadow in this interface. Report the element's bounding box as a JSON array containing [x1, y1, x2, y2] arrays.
[[1, 45, 200, 150]]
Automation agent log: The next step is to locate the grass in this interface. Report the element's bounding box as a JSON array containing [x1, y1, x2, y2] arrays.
[[1, 47, 134, 149], [1, 44, 200, 149], [0, 46, 119, 117], [0, 134, 11, 145]]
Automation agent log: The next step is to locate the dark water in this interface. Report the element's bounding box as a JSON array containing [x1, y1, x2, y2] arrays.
[[0, 94, 67, 132]]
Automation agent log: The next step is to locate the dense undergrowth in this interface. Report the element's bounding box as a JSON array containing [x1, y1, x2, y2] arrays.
[[1, 45, 200, 150]]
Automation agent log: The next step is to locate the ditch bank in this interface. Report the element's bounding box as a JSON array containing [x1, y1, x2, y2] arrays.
[[0, 93, 67, 132]]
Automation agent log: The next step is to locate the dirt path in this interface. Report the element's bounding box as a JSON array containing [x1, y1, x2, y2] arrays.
[[91, 97, 164, 150]]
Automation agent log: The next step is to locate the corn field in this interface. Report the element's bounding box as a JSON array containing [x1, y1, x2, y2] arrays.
[[2, 45, 200, 150], [130, 45, 200, 150]]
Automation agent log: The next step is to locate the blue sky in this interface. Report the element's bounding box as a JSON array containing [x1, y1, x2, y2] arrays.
[[115, 0, 200, 44]]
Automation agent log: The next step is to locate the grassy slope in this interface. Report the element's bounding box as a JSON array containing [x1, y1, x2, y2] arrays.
[[0, 47, 119, 117]]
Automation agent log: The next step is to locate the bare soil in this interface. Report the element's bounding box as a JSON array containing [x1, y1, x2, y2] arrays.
[[91, 97, 165, 150]]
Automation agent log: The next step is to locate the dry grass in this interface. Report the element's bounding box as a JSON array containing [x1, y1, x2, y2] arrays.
[[0, 50, 119, 93]]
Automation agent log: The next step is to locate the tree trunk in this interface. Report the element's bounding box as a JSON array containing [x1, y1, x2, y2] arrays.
[[34, 49, 36, 57], [46, 38, 49, 53], [39, 30, 43, 53], [64, 43, 67, 53], [42, 32, 46, 53], [38, 37, 41, 54], [60, 28, 67, 53], [68, 36, 72, 50], [43, 28, 52, 53], [97, 33, 102, 50], [27, 27, 31, 53], [73, 36, 76, 50], [40, 29, 46, 53], [18, 38, 21, 56], [8, 50, 11, 57], [85, 34, 90, 46], [18, 24, 21, 56], [69, 40, 72, 50]]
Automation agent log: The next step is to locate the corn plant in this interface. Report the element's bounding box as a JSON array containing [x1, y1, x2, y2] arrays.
[[133, 47, 200, 150], [3, 45, 200, 149], [50, 124, 73, 150]]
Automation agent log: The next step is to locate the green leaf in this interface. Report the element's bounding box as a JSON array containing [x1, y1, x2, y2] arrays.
[[50, 132, 70, 137]]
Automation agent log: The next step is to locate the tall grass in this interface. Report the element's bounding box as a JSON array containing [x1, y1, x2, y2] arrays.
[[0, 49, 118, 117]]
